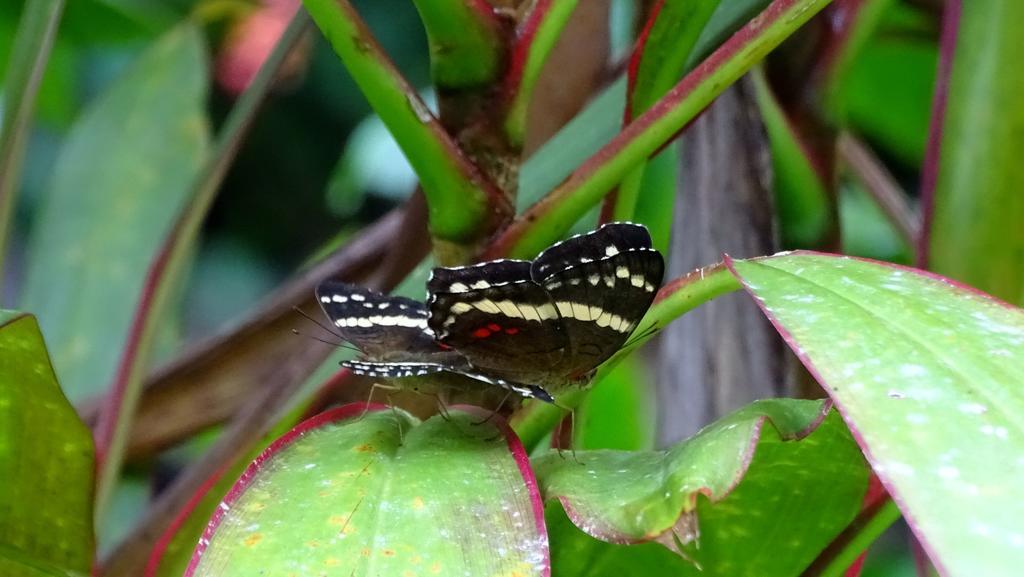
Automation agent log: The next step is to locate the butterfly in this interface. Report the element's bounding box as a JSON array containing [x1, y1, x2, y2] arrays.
[[316, 222, 664, 403]]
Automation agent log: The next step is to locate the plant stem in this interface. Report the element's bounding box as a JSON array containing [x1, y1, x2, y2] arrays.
[[0, 0, 65, 273], [411, 0, 505, 89], [503, 0, 582, 146], [803, 498, 902, 577], [93, 10, 312, 519], [302, 0, 510, 247], [511, 263, 739, 450], [486, 0, 835, 261], [837, 131, 919, 248]]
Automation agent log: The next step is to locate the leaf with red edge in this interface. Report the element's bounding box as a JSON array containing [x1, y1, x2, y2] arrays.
[[728, 251, 1024, 576], [186, 405, 548, 576], [533, 399, 868, 576]]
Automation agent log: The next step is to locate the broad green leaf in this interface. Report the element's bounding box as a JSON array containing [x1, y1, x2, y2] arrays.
[[187, 406, 547, 576], [926, 0, 1024, 304], [535, 399, 866, 575], [0, 312, 94, 576], [19, 24, 209, 403], [546, 501, 691, 576], [729, 252, 1024, 576]]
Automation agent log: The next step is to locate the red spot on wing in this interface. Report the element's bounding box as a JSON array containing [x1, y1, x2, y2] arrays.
[[487, 323, 501, 332], [473, 327, 492, 339], [505, 327, 519, 335]]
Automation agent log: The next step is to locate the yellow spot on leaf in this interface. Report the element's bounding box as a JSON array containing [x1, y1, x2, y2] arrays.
[[325, 557, 339, 567], [430, 562, 442, 574], [361, 548, 371, 557], [354, 443, 376, 453], [412, 496, 425, 510], [382, 549, 396, 557], [243, 533, 262, 547]]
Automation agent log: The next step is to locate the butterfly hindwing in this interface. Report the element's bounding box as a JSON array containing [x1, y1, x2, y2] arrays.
[[532, 223, 665, 378], [427, 260, 567, 380]]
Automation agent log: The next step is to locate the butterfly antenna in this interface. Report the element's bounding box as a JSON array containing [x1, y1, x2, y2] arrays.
[[293, 305, 346, 340], [290, 329, 361, 353]]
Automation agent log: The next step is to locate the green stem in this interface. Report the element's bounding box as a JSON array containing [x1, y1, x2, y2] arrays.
[[805, 498, 902, 577], [411, 0, 505, 89], [302, 0, 509, 244], [511, 263, 739, 450], [485, 0, 834, 261], [0, 0, 65, 273], [504, 0, 581, 146], [93, 11, 312, 518]]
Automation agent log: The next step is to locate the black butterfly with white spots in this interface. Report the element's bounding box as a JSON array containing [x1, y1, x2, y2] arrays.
[[316, 222, 664, 403]]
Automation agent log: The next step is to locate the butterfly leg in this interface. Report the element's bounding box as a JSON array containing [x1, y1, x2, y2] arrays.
[[384, 392, 406, 445], [472, 389, 513, 426], [553, 409, 583, 465], [359, 381, 401, 419], [431, 391, 453, 421]]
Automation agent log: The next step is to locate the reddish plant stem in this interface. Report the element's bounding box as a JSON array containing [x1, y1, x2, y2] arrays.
[[916, 0, 961, 268]]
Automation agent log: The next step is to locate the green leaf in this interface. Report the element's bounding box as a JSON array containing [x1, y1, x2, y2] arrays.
[[728, 252, 1024, 576], [546, 501, 691, 576], [186, 407, 548, 576], [0, 312, 94, 576], [925, 0, 1024, 304], [534, 399, 868, 575], [19, 23, 210, 403]]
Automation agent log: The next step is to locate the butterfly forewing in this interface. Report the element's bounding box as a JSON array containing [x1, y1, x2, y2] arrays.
[[532, 223, 665, 378], [316, 281, 442, 361], [427, 260, 568, 380]]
